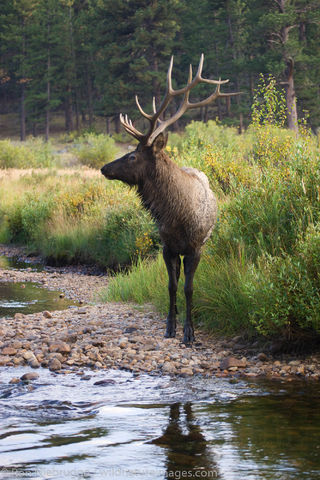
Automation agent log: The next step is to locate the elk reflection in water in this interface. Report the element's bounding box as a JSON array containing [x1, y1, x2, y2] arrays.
[[151, 402, 218, 479]]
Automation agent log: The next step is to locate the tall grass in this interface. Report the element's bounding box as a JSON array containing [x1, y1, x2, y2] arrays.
[[103, 120, 320, 339], [0, 169, 159, 267], [1, 112, 320, 339]]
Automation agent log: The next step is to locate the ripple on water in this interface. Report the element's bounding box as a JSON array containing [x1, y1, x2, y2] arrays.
[[0, 367, 319, 480]]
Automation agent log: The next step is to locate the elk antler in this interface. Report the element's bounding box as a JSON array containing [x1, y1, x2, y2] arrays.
[[120, 53, 240, 146]]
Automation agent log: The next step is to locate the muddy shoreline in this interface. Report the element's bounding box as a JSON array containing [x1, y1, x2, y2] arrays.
[[1, 244, 320, 381]]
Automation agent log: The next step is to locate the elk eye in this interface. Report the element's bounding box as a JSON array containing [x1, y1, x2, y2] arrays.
[[128, 154, 136, 161]]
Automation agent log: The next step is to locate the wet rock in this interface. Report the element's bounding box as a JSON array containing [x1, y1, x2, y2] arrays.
[[48, 358, 62, 371], [22, 351, 39, 367], [220, 356, 247, 370], [162, 362, 177, 374], [94, 379, 116, 386], [20, 372, 39, 381], [47, 352, 65, 362], [180, 367, 194, 376], [9, 377, 20, 384], [13, 356, 25, 366], [30, 358, 40, 368]]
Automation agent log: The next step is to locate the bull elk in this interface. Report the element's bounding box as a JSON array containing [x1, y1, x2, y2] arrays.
[[101, 54, 239, 343]]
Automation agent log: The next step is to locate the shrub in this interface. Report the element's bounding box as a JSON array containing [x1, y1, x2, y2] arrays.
[[247, 253, 320, 337], [75, 133, 119, 168], [0, 138, 55, 168]]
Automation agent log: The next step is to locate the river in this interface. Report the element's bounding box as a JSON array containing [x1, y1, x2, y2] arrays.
[[0, 255, 319, 479]]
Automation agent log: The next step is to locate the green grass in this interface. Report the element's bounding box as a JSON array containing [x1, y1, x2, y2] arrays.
[[103, 121, 320, 339], [1, 120, 320, 340]]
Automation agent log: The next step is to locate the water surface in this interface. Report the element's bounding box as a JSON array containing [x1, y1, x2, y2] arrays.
[[0, 282, 78, 318], [0, 255, 44, 272], [0, 367, 319, 480]]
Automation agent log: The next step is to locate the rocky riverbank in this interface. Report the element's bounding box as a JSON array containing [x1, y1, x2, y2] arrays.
[[1, 245, 320, 381]]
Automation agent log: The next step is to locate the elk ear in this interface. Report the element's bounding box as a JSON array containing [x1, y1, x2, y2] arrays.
[[152, 132, 168, 153]]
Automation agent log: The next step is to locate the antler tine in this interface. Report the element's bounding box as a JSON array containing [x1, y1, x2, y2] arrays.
[[120, 113, 144, 141], [188, 63, 193, 84], [195, 53, 204, 82], [135, 95, 153, 120], [167, 55, 174, 94]]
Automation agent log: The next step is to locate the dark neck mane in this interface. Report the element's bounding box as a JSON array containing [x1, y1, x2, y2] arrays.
[[137, 151, 183, 226]]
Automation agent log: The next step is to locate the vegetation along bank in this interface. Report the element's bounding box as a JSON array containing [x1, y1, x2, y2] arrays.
[[1, 107, 320, 355]]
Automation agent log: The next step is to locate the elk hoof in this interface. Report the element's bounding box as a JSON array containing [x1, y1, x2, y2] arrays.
[[164, 328, 176, 338], [164, 319, 176, 338], [183, 326, 195, 345]]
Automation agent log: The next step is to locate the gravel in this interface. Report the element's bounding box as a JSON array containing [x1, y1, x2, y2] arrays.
[[1, 245, 320, 381]]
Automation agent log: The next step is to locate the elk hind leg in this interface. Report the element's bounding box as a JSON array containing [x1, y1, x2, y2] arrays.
[[183, 250, 201, 344]]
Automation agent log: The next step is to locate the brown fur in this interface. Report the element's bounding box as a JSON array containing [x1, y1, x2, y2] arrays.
[[101, 133, 217, 343]]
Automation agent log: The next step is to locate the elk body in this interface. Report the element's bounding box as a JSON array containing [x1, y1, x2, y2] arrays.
[[101, 54, 238, 343]]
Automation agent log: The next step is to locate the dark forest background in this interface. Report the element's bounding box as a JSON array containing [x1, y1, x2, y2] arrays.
[[1, 0, 319, 140]]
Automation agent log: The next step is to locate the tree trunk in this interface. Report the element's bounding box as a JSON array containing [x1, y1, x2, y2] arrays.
[[239, 112, 243, 134], [226, 6, 240, 118], [217, 98, 222, 121], [45, 22, 51, 142], [106, 117, 110, 134], [204, 106, 209, 123], [152, 55, 161, 109], [20, 20, 26, 141], [114, 115, 120, 134], [86, 67, 94, 127], [285, 58, 298, 132], [68, 5, 79, 131], [20, 83, 26, 141], [64, 88, 74, 132]]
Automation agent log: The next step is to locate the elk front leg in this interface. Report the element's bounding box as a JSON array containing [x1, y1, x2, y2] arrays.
[[183, 250, 201, 344], [163, 246, 181, 338]]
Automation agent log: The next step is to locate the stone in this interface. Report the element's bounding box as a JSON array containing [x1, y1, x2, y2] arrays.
[[43, 311, 53, 319], [23, 351, 36, 361], [20, 372, 39, 381], [1, 347, 17, 356], [220, 356, 247, 370], [289, 360, 301, 366], [48, 358, 62, 371], [180, 367, 194, 375], [49, 342, 71, 354], [94, 379, 116, 386], [118, 337, 128, 348], [257, 352, 268, 362], [9, 377, 20, 384], [162, 362, 177, 374], [29, 358, 40, 368]]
